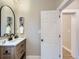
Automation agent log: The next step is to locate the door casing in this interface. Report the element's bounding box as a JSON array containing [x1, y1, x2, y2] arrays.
[[57, 0, 74, 59]]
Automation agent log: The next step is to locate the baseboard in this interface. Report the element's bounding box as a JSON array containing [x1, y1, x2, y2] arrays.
[[77, 56, 79, 59], [73, 56, 79, 59], [26, 55, 40, 59], [63, 46, 79, 59], [63, 46, 71, 53]]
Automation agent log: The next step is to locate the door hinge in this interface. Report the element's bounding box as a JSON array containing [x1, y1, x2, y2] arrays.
[[59, 15, 61, 18], [59, 54, 61, 58]]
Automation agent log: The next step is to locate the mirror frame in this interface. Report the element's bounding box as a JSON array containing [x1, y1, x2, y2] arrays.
[[0, 5, 15, 36]]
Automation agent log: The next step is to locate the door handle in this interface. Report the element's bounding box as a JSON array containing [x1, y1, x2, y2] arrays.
[[41, 39, 44, 42], [59, 34, 61, 38]]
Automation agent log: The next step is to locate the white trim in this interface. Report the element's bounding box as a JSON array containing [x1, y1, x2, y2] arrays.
[[57, 0, 74, 12], [77, 56, 79, 59], [71, 13, 77, 59], [60, 13, 63, 59], [61, 9, 79, 59], [58, 0, 74, 59], [62, 9, 76, 14], [26, 56, 40, 59], [61, 10, 75, 59], [63, 46, 71, 53]]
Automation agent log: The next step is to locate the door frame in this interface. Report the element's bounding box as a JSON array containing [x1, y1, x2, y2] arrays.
[[62, 9, 79, 59], [61, 9, 78, 59], [57, 0, 74, 59]]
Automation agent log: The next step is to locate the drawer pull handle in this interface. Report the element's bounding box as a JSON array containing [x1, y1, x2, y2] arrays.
[[3, 50, 10, 55], [5, 50, 8, 54]]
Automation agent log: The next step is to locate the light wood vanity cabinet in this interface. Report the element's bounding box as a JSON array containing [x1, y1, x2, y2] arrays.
[[0, 39, 26, 59]]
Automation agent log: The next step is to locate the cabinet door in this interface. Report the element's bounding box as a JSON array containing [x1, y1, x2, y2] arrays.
[[0, 47, 1, 59], [15, 39, 26, 59]]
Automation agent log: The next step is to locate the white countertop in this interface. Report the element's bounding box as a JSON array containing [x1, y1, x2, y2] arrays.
[[0, 37, 26, 46]]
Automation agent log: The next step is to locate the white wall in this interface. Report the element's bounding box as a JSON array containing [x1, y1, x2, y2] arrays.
[[62, 14, 71, 50], [0, 0, 15, 10]]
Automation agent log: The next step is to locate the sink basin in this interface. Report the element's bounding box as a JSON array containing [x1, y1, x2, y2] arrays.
[[0, 38, 26, 46]]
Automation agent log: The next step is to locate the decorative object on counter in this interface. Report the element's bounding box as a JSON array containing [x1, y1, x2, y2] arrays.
[[8, 36, 12, 41], [8, 33, 14, 41], [4, 33, 8, 36], [2, 40, 6, 44], [19, 17, 24, 34], [14, 34, 19, 38]]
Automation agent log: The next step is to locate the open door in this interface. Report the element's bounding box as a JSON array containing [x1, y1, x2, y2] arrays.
[[41, 10, 61, 59]]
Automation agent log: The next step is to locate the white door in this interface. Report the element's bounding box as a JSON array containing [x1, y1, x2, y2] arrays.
[[41, 11, 61, 59]]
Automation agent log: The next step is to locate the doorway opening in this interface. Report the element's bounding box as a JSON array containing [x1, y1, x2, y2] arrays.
[[61, 11, 75, 59], [59, 0, 79, 59]]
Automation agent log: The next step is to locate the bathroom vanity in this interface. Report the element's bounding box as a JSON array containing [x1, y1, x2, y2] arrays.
[[0, 38, 26, 59], [0, 3, 26, 59]]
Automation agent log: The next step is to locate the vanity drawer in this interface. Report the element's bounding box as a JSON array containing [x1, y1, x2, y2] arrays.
[[0, 46, 15, 59], [2, 47, 11, 55]]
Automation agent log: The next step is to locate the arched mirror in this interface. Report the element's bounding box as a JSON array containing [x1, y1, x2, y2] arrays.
[[0, 5, 15, 36]]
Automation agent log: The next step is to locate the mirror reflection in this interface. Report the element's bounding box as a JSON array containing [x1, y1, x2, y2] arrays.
[[0, 5, 15, 36]]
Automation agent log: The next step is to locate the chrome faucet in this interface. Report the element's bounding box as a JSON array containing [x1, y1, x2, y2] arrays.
[[8, 34, 14, 41]]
